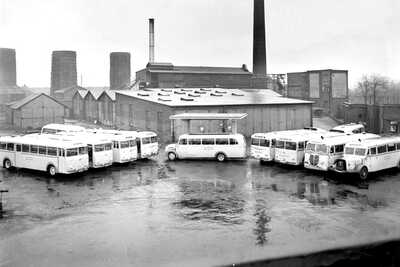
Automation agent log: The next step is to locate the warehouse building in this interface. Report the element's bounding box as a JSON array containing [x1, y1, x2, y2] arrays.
[[6, 93, 68, 129], [287, 69, 348, 118], [114, 88, 313, 142]]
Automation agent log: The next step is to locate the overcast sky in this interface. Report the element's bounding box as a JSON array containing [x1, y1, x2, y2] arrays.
[[1, 0, 399, 88]]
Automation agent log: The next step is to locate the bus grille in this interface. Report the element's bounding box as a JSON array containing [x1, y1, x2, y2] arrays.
[[310, 154, 319, 166]]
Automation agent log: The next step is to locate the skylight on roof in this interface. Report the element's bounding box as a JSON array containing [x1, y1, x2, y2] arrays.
[[180, 97, 194, 101]]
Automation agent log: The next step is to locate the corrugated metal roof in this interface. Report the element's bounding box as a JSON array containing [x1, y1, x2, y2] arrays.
[[141, 63, 251, 75], [170, 113, 248, 120], [116, 88, 313, 107]]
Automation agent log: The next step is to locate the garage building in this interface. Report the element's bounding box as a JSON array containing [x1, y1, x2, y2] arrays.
[[115, 88, 313, 142]]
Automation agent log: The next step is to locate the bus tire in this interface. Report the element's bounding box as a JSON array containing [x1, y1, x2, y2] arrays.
[[3, 159, 12, 169], [167, 152, 177, 161], [47, 165, 57, 177], [359, 166, 368, 180], [216, 153, 226, 162]]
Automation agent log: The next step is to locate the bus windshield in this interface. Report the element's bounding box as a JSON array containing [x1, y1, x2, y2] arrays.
[[355, 148, 367, 156], [276, 140, 284, 149], [306, 143, 316, 152], [285, 141, 297, 150], [345, 147, 355, 155], [316, 144, 328, 154]]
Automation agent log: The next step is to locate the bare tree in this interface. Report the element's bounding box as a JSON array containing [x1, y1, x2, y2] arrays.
[[357, 74, 390, 105]]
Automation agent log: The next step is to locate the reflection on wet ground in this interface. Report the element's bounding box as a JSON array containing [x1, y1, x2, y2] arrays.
[[2, 157, 400, 266]]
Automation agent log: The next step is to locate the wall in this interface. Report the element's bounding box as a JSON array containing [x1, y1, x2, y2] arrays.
[[84, 93, 98, 122], [98, 94, 115, 126], [115, 94, 312, 143], [72, 93, 85, 120], [287, 73, 308, 99], [11, 94, 65, 128]]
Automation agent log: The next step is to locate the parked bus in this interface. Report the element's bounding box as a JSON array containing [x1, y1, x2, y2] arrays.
[[41, 123, 86, 134], [274, 131, 333, 166], [0, 134, 89, 176], [165, 133, 246, 161], [88, 129, 138, 163], [304, 133, 379, 171], [329, 123, 365, 134], [334, 136, 400, 179], [250, 128, 327, 163], [45, 132, 113, 168], [136, 131, 159, 159]]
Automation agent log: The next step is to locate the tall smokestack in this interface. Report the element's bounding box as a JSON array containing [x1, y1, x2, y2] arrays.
[[110, 52, 131, 90], [0, 48, 17, 87], [253, 0, 267, 76], [51, 50, 77, 96], [149, 18, 155, 63]]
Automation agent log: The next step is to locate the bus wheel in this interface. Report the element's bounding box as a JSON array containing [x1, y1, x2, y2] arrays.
[[167, 152, 177, 161], [3, 159, 12, 169], [47, 165, 56, 176], [216, 153, 226, 162], [359, 166, 368, 180]]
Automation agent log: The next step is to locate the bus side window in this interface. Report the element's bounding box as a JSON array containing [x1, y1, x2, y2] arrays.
[[259, 139, 269, 147], [39, 146, 46, 155], [6, 143, 14, 151], [335, 145, 344, 153], [298, 142, 304, 151], [251, 138, 259, 146], [179, 138, 187, 145], [30, 145, 38, 154], [0, 142, 6, 150], [271, 139, 276, 147], [188, 139, 201, 145], [216, 138, 228, 145], [377, 145, 387, 154], [330, 146, 334, 154], [396, 143, 400, 150], [47, 147, 57, 156], [388, 144, 396, 152], [16, 144, 21, 152], [369, 147, 377, 155], [22, 144, 29, 153], [229, 138, 238, 145]]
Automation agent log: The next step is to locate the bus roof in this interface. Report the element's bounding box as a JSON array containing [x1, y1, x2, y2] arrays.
[[179, 133, 244, 138], [87, 129, 137, 141], [46, 132, 112, 145], [330, 123, 364, 133], [136, 131, 157, 138], [346, 136, 400, 148], [42, 123, 86, 133], [0, 134, 87, 148], [307, 133, 380, 146], [275, 131, 326, 142], [251, 128, 327, 139]]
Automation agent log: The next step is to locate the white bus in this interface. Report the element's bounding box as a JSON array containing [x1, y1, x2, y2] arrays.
[[274, 131, 331, 166], [165, 133, 246, 162], [250, 128, 327, 163], [334, 136, 400, 180], [88, 129, 138, 163], [304, 133, 379, 171], [46, 133, 113, 168], [0, 134, 88, 176], [136, 131, 159, 159], [41, 123, 86, 134], [329, 123, 365, 134]]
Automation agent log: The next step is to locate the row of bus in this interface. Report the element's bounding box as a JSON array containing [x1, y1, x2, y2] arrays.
[[250, 125, 400, 180], [0, 124, 159, 176], [165, 123, 400, 180]]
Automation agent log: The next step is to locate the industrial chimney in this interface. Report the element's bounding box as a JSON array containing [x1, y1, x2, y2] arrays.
[[50, 50, 77, 96], [149, 18, 155, 63], [0, 48, 17, 87], [110, 52, 131, 90], [253, 0, 267, 76]]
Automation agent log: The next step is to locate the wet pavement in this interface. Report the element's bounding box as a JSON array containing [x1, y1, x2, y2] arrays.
[[1, 155, 400, 266]]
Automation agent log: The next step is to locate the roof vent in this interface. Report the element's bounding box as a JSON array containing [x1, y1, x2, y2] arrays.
[[181, 88, 193, 92], [174, 91, 186, 95], [157, 92, 170, 96], [200, 88, 211, 91], [215, 90, 227, 94], [188, 93, 200, 97], [210, 93, 223, 97], [194, 90, 206, 94], [180, 97, 194, 101], [138, 92, 150, 97], [232, 92, 244, 96], [161, 89, 172, 92], [158, 98, 172, 102], [143, 88, 153, 92]]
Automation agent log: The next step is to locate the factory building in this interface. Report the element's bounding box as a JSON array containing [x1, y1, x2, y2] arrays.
[[287, 69, 348, 118], [5, 93, 68, 129], [113, 88, 313, 142], [136, 63, 253, 89], [0, 48, 28, 124]]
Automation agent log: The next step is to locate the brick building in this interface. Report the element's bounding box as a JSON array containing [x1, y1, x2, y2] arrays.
[[287, 69, 348, 118]]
